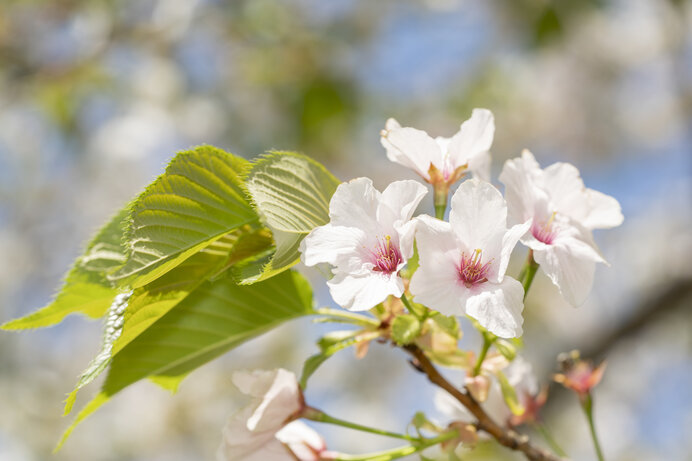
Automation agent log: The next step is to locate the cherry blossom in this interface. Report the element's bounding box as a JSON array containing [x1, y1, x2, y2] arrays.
[[409, 179, 529, 338], [300, 177, 427, 311], [380, 109, 494, 183], [554, 350, 606, 401], [218, 369, 328, 461], [499, 150, 624, 306]]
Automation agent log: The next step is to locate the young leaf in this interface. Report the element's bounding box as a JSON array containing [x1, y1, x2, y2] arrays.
[[63, 229, 274, 413], [2, 206, 129, 330], [240, 151, 340, 283], [57, 270, 314, 449], [111, 145, 258, 289], [299, 330, 381, 389], [391, 314, 422, 346], [495, 339, 517, 362], [496, 370, 525, 416]]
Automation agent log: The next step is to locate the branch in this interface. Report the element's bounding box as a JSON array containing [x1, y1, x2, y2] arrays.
[[581, 277, 692, 360], [405, 345, 563, 461]]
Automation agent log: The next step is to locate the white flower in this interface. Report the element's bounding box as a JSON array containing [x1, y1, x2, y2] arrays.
[[409, 179, 529, 338], [300, 178, 427, 311], [218, 369, 317, 461], [435, 356, 537, 428], [499, 150, 624, 306], [380, 109, 494, 183], [275, 421, 328, 461]]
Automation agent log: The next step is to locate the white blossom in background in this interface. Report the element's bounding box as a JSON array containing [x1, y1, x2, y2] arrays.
[[380, 108, 494, 183], [499, 150, 624, 306], [435, 356, 538, 428], [300, 178, 427, 311], [275, 421, 329, 461], [218, 369, 327, 461], [410, 179, 530, 338]]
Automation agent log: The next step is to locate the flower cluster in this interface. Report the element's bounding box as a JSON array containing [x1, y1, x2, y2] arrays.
[[302, 109, 622, 337], [219, 109, 622, 460]]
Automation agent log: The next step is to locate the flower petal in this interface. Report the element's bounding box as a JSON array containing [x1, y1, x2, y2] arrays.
[[465, 277, 524, 338], [468, 150, 491, 181], [449, 178, 507, 253], [409, 216, 470, 316], [381, 118, 442, 180], [395, 217, 419, 261], [495, 220, 531, 283], [446, 108, 495, 170], [581, 188, 624, 229], [328, 272, 403, 311], [377, 179, 428, 226], [532, 241, 598, 306], [499, 149, 543, 225], [328, 178, 380, 232], [217, 407, 280, 461], [276, 421, 325, 461], [300, 224, 366, 268], [232, 369, 302, 432], [541, 162, 588, 216]]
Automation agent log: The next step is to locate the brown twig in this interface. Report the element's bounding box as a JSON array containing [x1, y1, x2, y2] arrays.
[[405, 345, 563, 461]]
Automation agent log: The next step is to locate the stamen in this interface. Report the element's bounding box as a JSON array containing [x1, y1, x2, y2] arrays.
[[371, 235, 402, 274], [459, 249, 492, 287], [531, 212, 558, 244]]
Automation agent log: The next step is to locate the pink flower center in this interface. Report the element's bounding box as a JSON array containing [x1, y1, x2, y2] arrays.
[[458, 249, 492, 287], [371, 235, 402, 274], [531, 212, 558, 244]]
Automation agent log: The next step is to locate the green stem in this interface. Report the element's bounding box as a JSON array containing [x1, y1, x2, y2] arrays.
[[520, 250, 539, 300], [532, 422, 568, 458], [434, 204, 446, 220], [582, 393, 605, 461], [472, 334, 494, 376], [304, 407, 417, 442], [314, 308, 380, 327], [328, 431, 458, 461], [433, 184, 449, 220], [400, 293, 426, 320]]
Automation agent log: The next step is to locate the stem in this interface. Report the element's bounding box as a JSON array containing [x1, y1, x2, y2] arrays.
[[582, 393, 605, 461], [314, 308, 380, 328], [521, 250, 539, 300], [304, 407, 417, 442], [404, 345, 562, 461], [434, 204, 446, 220], [400, 293, 426, 320], [473, 334, 494, 376], [532, 422, 568, 458], [433, 184, 449, 220], [328, 431, 458, 461]]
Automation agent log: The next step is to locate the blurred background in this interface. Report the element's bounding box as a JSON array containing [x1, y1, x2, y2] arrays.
[[1, 0, 690, 460]]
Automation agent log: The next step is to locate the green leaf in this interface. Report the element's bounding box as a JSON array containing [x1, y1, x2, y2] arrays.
[[317, 330, 362, 351], [497, 370, 525, 416], [299, 354, 331, 390], [429, 312, 460, 339], [64, 229, 274, 413], [391, 314, 421, 346], [111, 145, 258, 289], [400, 242, 419, 279], [240, 151, 340, 283], [495, 339, 517, 362], [299, 329, 380, 389], [2, 206, 128, 330], [57, 270, 314, 449]]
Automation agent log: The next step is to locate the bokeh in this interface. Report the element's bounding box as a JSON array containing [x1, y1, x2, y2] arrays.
[[1, 1, 690, 460]]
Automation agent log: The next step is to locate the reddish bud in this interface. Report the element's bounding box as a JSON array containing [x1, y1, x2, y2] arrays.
[[554, 350, 606, 400]]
